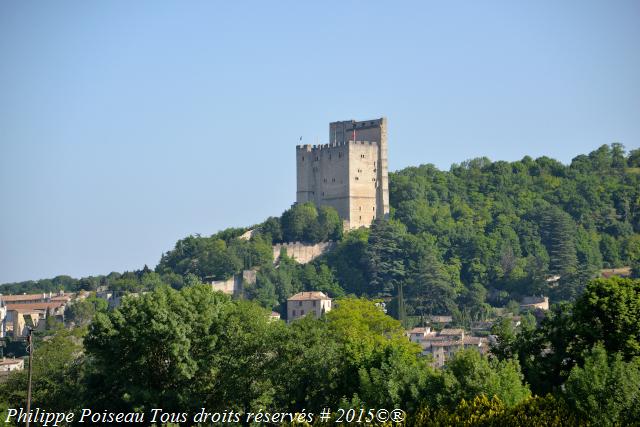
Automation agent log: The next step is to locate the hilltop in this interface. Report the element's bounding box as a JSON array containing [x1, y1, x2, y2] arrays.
[[2, 144, 639, 323]]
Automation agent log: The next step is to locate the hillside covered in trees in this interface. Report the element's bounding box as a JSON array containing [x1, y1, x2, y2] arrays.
[[2, 144, 639, 323]]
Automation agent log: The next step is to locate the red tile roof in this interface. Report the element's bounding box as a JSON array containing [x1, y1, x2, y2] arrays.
[[6, 302, 67, 312], [1, 294, 49, 302], [287, 291, 330, 301]]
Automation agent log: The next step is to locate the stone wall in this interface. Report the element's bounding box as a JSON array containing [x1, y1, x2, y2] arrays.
[[273, 241, 336, 264], [210, 269, 258, 296], [296, 118, 389, 229]]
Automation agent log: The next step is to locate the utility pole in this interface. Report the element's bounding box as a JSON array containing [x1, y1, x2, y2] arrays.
[[26, 327, 34, 427]]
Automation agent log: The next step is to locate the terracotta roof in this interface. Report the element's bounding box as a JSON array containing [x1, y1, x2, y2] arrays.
[[287, 291, 330, 301], [463, 336, 485, 345], [6, 302, 66, 312]]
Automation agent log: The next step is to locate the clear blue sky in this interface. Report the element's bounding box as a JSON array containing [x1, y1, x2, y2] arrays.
[[1, 1, 638, 284]]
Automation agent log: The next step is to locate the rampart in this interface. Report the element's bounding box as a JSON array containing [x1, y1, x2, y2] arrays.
[[273, 241, 336, 264]]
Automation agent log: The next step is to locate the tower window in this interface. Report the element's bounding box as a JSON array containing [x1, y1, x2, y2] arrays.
[[332, 178, 336, 182], [302, 157, 304, 161], [355, 177, 359, 181]]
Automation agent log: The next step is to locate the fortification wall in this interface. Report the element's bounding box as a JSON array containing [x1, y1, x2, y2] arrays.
[[273, 241, 336, 264]]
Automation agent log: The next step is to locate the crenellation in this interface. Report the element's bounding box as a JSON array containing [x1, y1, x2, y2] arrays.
[[296, 118, 390, 230]]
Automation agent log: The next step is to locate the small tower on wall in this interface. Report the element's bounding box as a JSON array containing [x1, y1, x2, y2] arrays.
[[296, 117, 390, 229]]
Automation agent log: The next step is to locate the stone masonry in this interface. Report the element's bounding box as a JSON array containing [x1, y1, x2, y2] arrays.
[[296, 118, 390, 229]]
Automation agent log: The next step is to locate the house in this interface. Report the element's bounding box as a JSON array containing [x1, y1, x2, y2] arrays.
[[0, 298, 6, 338], [269, 311, 281, 321], [96, 290, 145, 309], [408, 327, 433, 343], [408, 327, 489, 368], [0, 358, 25, 377], [3, 300, 68, 338], [286, 291, 332, 322], [0, 293, 52, 305], [4, 309, 40, 338], [520, 296, 549, 311]]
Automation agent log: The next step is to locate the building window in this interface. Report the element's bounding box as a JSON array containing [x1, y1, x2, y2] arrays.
[[302, 157, 304, 161], [373, 206, 375, 211], [355, 177, 359, 181], [359, 206, 362, 211], [359, 216, 362, 220], [299, 301, 303, 307], [313, 301, 317, 307], [301, 310, 305, 315], [332, 178, 335, 182], [339, 152, 342, 158], [292, 310, 296, 316]]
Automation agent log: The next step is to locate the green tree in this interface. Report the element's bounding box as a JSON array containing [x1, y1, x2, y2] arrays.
[[365, 220, 407, 320], [281, 202, 319, 243], [564, 344, 640, 426], [571, 277, 640, 359], [65, 296, 108, 327], [84, 285, 233, 415], [0, 328, 85, 413], [438, 349, 531, 408]]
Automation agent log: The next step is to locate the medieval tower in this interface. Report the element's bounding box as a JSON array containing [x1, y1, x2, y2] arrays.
[[296, 117, 390, 229]]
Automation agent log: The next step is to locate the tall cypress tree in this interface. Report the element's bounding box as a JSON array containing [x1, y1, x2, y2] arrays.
[[540, 206, 578, 277], [365, 219, 407, 318]]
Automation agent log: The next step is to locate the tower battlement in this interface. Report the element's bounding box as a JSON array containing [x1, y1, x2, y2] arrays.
[[296, 118, 390, 229], [296, 141, 379, 151]]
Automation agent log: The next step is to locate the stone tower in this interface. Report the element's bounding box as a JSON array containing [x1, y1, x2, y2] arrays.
[[296, 117, 390, 229]]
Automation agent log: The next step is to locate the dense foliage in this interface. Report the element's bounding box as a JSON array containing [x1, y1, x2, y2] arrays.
[[3, 145, 639, 322], [1, 278, 639, 425], [0, 287, 532, 421]]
